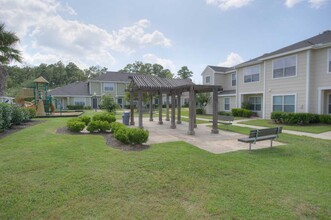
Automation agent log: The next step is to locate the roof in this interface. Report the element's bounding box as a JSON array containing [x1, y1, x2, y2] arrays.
[[33, 76, 49, 84], [91, 71, 134, 82], [237, 30, 331, 68], [208, 66, 233, 72], [130, 75, 222, 93], [49, 81, 90, 96]]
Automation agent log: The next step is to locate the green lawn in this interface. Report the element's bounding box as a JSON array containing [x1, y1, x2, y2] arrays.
[[0, 117, 330, 219], [239, 119, 331, 134]]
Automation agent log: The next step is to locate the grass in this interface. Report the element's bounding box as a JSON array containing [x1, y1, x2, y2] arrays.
[[0, 117, 330, 219], [239, 119, 331, 134]]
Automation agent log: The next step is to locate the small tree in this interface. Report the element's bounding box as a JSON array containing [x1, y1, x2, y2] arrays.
[[100, 94, 118, 113], [177, 66, 193, 79], [196, 93, 211, 115]]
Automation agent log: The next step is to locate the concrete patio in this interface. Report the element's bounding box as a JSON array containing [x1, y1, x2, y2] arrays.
[[134, 118, 284, 154]]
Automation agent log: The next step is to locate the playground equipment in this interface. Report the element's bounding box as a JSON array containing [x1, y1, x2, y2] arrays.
[[15, 76, 54, 116]]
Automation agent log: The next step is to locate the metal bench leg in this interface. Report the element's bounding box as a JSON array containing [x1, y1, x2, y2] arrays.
[[270, 140, 273, 148], [249, 143, 251, 150]]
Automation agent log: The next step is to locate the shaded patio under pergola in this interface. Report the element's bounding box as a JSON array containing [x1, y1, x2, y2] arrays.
[[128, 75, 222, 135]]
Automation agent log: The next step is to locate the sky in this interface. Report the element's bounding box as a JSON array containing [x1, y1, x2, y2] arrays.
[[1, 0, 331, 83]]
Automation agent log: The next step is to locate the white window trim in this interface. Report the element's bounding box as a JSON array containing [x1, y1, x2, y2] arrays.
[[205, 75, 211, 84], [103, 82, 115, 91], [239, 91, 264, 113], [272, 54, 298, 80], [224, 97, 230, 111], [231, 73, 236, 86], [327, 48, 331, 74], [317, 86, 331, 114], [248, 96, 262, 112], [271, 93, 297, 113], [243, 65, 260, 84]]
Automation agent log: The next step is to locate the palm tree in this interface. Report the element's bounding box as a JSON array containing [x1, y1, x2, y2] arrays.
[[0, 23, 22, 96]]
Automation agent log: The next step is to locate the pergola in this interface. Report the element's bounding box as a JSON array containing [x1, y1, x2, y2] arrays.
[[128, 75, 223, 135]]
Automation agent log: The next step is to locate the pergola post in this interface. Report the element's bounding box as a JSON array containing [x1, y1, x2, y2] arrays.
[[130, 90, 135, 125], [158, 92, 163, 124], [177, 93, 182, 124], [166, 94, 170, 121], [149, 94, 153, 121], [211, 88, 219, 134], [170, 93, 176, 129], [187, 86, 195, 135], [138, 90, 143, 129]]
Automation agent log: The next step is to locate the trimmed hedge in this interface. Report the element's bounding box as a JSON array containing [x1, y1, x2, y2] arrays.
[[111, 122, 149, 145], [67, 105, 84, 110], [231, 108, 253, 118], [67, 118, 85, 132], [87, 120, 111, 132], [92, 112, 116, 124], [0, 103, 13, 129], [271, 112, 331, 125], [78, 116, 91, 126]]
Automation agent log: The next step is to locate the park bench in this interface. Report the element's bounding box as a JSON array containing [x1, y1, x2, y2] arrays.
[[238, 127, 282, 150], [210, 115, 234, 125]]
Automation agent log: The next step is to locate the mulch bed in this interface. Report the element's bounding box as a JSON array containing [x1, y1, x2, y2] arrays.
[[0, 120, 45, 139], [56, 127, 150, 151]]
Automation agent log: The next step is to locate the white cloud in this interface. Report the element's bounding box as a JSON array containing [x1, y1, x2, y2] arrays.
[[218, 52, 244, 67], [285, 0, 327, 8], [142, 54, 176, 72], [206, 0, 252, 10], [0, 0, 171, 67]]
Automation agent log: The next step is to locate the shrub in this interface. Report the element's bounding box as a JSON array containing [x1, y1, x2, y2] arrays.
[[67, 105, 84, 110], [21, 108, 31, 122], [231, 108, 252, 118], [110, 122, 126, 133], [0, 103, 12, 129], [67, 119, 85, 132], [83, 106, 92, 110], [196, 109, 203, 114], [11, 105, 24, 125], [28, 108, 36, 118], [218, 111, 231, 116], [98, 121, 111, 132], [86, 121, 100, 132], [114, 127, 129, 144], [78, 116, 91, 125], [241, 102, 252, 110], [127, 128, 149, 144], [93, 112, 116, 124], [319, 114, 331, 124]]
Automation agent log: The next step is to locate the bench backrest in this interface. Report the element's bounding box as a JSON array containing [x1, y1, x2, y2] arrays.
[[218, 115, 234, 121], [249, 127, 282, 138]]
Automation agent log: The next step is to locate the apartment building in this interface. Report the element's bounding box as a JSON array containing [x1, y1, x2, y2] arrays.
[[202, 30, 331, 118]]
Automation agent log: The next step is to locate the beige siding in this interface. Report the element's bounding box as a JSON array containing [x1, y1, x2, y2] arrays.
[[264, 52, 307, 118], [91, 82, 101, 95], [309, 47, 331, 114], [102, 82, 116, 97], [237, 64, 264, 94], [220, 72, 236, 91], [201, 67, 215, 84], [218, 96, 236, 112], [117, 83, 128, 96]]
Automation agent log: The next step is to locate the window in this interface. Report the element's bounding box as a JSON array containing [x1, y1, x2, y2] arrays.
[[232, 73, 236, 86], [248, 97, 262, 111], [329, 94, 331, 114], [205, 76, 211, 83], [273, 95, 295, 112], [73, 97, 86, 106], [104, 83, 114, 91], [243, 65, 260, 83], [328, 49, 331, 73], [273, 55, 296, 78], [154, 98, 159, 105], [224, 98, 230, 111]]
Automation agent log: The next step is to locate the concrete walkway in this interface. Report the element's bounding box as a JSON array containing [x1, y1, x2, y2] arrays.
[[136, 118, 284, 154]]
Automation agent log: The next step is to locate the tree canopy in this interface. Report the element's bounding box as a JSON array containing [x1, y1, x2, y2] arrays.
[[177, 66, 193, 79], [0, 23, 22, 96], [119, 61, 174, 79]]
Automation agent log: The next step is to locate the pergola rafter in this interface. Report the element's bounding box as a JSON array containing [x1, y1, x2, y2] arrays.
[[128, 75, 222, 135]]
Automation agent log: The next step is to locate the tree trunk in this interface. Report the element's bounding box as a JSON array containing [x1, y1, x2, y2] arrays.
[[0, 65, 8, 96]]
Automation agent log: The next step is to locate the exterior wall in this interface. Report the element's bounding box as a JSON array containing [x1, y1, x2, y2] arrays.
[[101, 82, 116, 97], [91, 82, 101, 95], [201, 67, 215, 85], [218, 96, 236, 112], [237, 64, 264, 95], [309, 47, 331, 114], [242, 94, 263, 117], [116, 83, 127, 97], [264, 51, 307, 118], [218, 72, 236, 91]]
